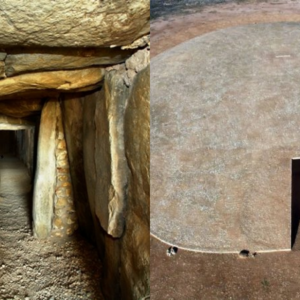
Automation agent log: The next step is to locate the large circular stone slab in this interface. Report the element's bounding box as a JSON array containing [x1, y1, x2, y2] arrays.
[[151, 23, 300, 253]]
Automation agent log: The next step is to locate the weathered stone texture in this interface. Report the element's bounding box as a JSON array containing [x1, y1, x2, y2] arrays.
[[5, 49, 132, 76], [94, 71, 129, 238], [0, 0, 149, 48], [0, 62, 5, 79], [0, 98, 43, 118], [61, 94, 95, 242], [33, 100, 57, 238], [32, 98, 78, 239], [123, 48, 150, 86], [121, 65, 150, 300], [52, 101, 78, 238], [0, 68, 104, 98], [80, 64, 149, 300]]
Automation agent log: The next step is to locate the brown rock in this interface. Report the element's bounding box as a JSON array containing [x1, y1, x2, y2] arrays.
[[121, 65, 150, 299], [53, 217, 63, 229], [32, 99, 58, 238], [5, 49, 132, 76], [94, 70, 129, 238], [55, 187, 66, 197], [0, 68, 104, 98], [57, 175, 69, 182], [0, 62, 5, 79], [57, 167, 69, 174], [56, 150, 67, 161], [57, 140, 66, 150], [0, 98, 43, 118], [0, 1, 149, 48], [55, 198, 67, 208], [57, 159, 68, 168]]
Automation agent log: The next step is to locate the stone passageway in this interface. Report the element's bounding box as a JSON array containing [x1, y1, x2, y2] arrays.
[[0, 155, 104, 300]]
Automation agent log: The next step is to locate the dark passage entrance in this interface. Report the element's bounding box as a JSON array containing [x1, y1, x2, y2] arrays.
[[291, 159, 300, 248], [0, 131, 15, 155]]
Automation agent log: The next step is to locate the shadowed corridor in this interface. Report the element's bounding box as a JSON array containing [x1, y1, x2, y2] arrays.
[[0, 138, 104, 299]]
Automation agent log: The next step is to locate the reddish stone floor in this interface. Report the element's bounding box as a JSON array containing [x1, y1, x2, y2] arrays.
[[151, 1, 300, 299]]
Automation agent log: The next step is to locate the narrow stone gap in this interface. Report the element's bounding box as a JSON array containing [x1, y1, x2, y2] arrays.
[[291, 158, 300, 250]]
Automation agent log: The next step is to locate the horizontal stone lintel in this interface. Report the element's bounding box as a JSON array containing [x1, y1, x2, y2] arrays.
[[0, 68, 105, 98]]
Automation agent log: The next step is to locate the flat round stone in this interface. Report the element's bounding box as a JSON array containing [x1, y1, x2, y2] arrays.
[[150, 23, 300, 253]]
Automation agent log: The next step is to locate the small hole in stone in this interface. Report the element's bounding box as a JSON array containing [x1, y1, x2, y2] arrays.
[[239, 249, 250, 257], [166, 246, 178, 256]]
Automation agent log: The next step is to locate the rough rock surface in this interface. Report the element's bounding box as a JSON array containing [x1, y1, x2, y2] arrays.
[[33, 100, 57, 238], [94, 71, 129, 238], [81, 65, 150, 299], [52, 101, 78, 238], [122, 65, 150, 300], [0, 0, 149, 48], [61, 94, 95, 242], [0, 68, 105, 97], [0, 52, 6, 79], [124, 48, 150, 86], [0, 98, 43, 118], [82, 91, 122, 299], [5, 49, 132, 76], [0, 98, 42, 118], [0, 62, 5, 79]]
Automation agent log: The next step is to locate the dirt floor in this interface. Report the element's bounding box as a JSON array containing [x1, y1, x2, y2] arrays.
[[0, 155, 104, 300], [151, 1, 300, 299]]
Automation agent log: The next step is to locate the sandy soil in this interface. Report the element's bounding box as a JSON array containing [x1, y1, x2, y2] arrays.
[[0, 156, 104, 300], [151, 1, 300, 299]]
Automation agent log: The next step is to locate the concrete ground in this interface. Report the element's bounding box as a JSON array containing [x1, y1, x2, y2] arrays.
[[0, 155, 104, 299], [151, 1, 300, 299]]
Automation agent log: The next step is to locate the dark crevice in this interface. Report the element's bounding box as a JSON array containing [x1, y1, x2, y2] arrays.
[[291, 159, 300, 249]]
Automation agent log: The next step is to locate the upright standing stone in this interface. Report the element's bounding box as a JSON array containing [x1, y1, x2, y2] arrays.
[[95, 71, 129, 238], [32, 99, 57, 238], [122, 65, 150, 299]]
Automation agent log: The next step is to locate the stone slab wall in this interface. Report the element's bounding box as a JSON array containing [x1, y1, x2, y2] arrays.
[[80, 60, 149, 299], [61, 94, 95, 242], [121, 65, 150, 300], [52, 101, 78, 238], [52, 49, 150, 299], [33, 98, 78, 239]]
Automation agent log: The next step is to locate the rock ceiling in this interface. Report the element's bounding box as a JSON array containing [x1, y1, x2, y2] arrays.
[[0, 0, 150, 123]]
